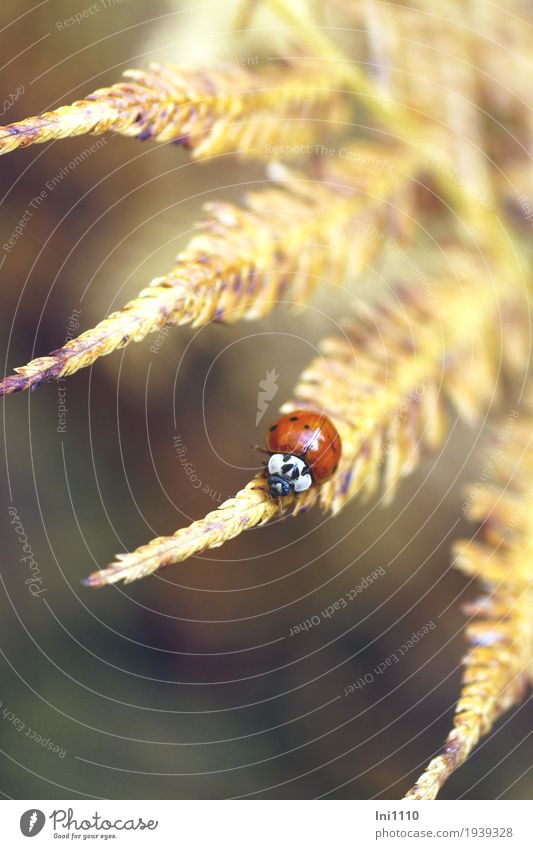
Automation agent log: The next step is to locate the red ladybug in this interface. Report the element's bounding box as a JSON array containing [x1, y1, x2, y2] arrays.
[[266, 410, 341, 498]]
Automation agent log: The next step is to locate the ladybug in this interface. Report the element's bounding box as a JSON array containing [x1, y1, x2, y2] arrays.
[[265, 409, 341, 498]]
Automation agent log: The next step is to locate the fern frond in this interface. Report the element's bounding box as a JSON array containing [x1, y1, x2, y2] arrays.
[[0, 144, 417, 396], [83, 476, 318, 587], [83, 250, 523, 587], [405, 417, 533, 799], [0, 60, 348, 160]]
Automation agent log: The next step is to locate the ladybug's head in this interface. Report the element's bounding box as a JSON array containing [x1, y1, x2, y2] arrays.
[[267, 453, 312, 499], [267, 474, 292, 498]]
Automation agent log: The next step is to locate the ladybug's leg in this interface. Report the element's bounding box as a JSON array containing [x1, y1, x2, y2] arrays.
[[252, 444, 271, 456]]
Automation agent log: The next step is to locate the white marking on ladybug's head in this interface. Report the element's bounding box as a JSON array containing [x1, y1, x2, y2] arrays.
[[267, 453, 312, 495]]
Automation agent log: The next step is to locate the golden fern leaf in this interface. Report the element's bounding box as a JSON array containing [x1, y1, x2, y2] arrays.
[[0, 60, 348, 160], [0, 143, 417, 396], [83, 476, 319, 586], [83, 250, 524, 587], [405, 416, 533, 799]]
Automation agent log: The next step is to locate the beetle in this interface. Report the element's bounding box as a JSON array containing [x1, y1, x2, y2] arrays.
[[265, 410, 341, 498]]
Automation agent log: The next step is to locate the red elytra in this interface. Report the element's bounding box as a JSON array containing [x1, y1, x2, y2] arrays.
[[266, 410, 341, 483]]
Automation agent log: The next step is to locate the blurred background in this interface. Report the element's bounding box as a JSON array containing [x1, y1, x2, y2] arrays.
[[0, 0, 531, 800]]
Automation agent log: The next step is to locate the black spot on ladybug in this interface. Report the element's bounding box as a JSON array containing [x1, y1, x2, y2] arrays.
[[304, 423, 311, 429], [290, 416, 298, 421], [283, 454, 292, 462], [270, 425, 277, 431], [291, 467, 300, 480], [281, 463, 293, 474]]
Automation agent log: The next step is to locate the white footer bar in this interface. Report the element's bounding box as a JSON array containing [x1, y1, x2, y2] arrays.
[[1, 799, 529, 848]]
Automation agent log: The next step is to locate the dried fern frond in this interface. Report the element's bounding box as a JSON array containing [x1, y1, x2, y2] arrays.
[[83, 250, 523, 587], [406, 416, 533, 799], [83, 476, 318, 587], [0, 143, 418, 397], [0, 60, 348, 160]]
